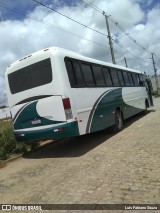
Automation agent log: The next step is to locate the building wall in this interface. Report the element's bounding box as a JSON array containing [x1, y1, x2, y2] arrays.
[[150, 76, 160, 91]]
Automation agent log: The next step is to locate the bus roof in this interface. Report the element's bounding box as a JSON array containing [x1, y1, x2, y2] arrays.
[[6, 46, 142, 74]]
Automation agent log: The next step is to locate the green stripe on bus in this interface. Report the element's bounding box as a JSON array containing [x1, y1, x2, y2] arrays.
[[14, 101, 63, 130], [15, 121, 79, 142], [87, 88, 144, 133]]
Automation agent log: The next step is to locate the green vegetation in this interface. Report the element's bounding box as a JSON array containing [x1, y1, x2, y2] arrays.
[[0, 120, 33, 160]]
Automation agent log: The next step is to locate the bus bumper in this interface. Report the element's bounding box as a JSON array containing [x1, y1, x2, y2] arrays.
[[14, 121, 79, 142]]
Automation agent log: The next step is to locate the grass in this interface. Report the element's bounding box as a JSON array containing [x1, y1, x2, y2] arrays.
[[0, 119, 33, 160], [0, 119, 11, 130]]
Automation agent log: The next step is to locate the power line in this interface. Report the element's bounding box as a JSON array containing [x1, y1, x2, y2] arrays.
[[108, 16, 151, 54], [0, 1, 152, 65], [0, 4, 110, 50], [82, 0, 103, 14], [111, 37, 152, 63], [82, 0, 152, 55], [0, 2, 128, 59], [32, 0, 108, 38], [32, 0, 150, 63]]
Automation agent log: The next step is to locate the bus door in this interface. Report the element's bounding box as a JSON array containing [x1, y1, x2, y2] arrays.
[[146, 78, 154, 106]]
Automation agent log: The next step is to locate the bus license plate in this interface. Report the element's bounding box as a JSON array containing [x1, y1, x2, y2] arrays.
[[32, 119, 41, 125]]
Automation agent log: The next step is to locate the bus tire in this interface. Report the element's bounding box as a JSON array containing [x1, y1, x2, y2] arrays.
[[109, 109, 123, 133], [144, 99, 149, 114]]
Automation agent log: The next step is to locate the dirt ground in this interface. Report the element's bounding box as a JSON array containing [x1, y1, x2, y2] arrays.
[[0, 98, 160, 213]]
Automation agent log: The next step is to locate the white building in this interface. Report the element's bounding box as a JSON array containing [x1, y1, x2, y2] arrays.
[[0, 107, 10, 120], [150, 76, 160, 92]]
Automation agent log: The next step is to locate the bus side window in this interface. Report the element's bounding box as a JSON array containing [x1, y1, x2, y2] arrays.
[[102, 67, 113, 86], [138, 74, 144, 86], [92, 65, 106, 87], [122, 71, 130, 86], [110, 69, 120, 87], [65, 60, 76, 87], [136, 74, 141, 86], [131, 73, 139, 86], [117, 70, 125, 86], [81, 63, 95, 87], [73, 61, 85, 86], [128, 73, 134, 86]]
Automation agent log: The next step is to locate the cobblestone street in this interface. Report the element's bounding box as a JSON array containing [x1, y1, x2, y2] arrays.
[[0, 98, 160, 212]]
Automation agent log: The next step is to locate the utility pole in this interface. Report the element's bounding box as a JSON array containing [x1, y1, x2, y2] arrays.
[[103, 12, 116, 64], [124, 57, 128, 68], [151, 53, 160, 95]]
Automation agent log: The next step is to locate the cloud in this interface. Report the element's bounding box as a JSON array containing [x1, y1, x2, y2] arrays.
[[118, 5, 160, 72], [0, 0, 160, 104], [98, 0, 144, 29]]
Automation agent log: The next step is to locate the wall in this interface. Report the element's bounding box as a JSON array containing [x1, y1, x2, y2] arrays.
[[150, 76, 160, 91]]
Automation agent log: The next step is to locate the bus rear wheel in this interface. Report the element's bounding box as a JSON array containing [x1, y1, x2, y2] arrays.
[[110, 109, 123, 133]]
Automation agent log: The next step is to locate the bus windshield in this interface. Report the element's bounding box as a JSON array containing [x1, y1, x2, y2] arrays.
[[8, 58, 52, 94]]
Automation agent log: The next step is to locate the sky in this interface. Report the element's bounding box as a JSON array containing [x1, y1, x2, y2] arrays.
[[0, 0, 160, 104]]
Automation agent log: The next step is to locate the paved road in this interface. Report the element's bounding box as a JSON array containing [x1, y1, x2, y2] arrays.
[[0, 98, 160, 212]]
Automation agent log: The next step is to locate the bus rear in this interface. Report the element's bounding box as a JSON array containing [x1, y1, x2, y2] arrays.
[[5, 49, 79, 142]]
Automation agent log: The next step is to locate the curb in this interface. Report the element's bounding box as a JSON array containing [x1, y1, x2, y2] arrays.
[[4, 154, 22, 163]]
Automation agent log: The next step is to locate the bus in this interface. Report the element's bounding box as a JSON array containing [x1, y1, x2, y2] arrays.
[[5, 47, 153, 142]]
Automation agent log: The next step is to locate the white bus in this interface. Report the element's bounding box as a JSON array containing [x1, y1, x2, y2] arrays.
[[5, 47, 153, 142]]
